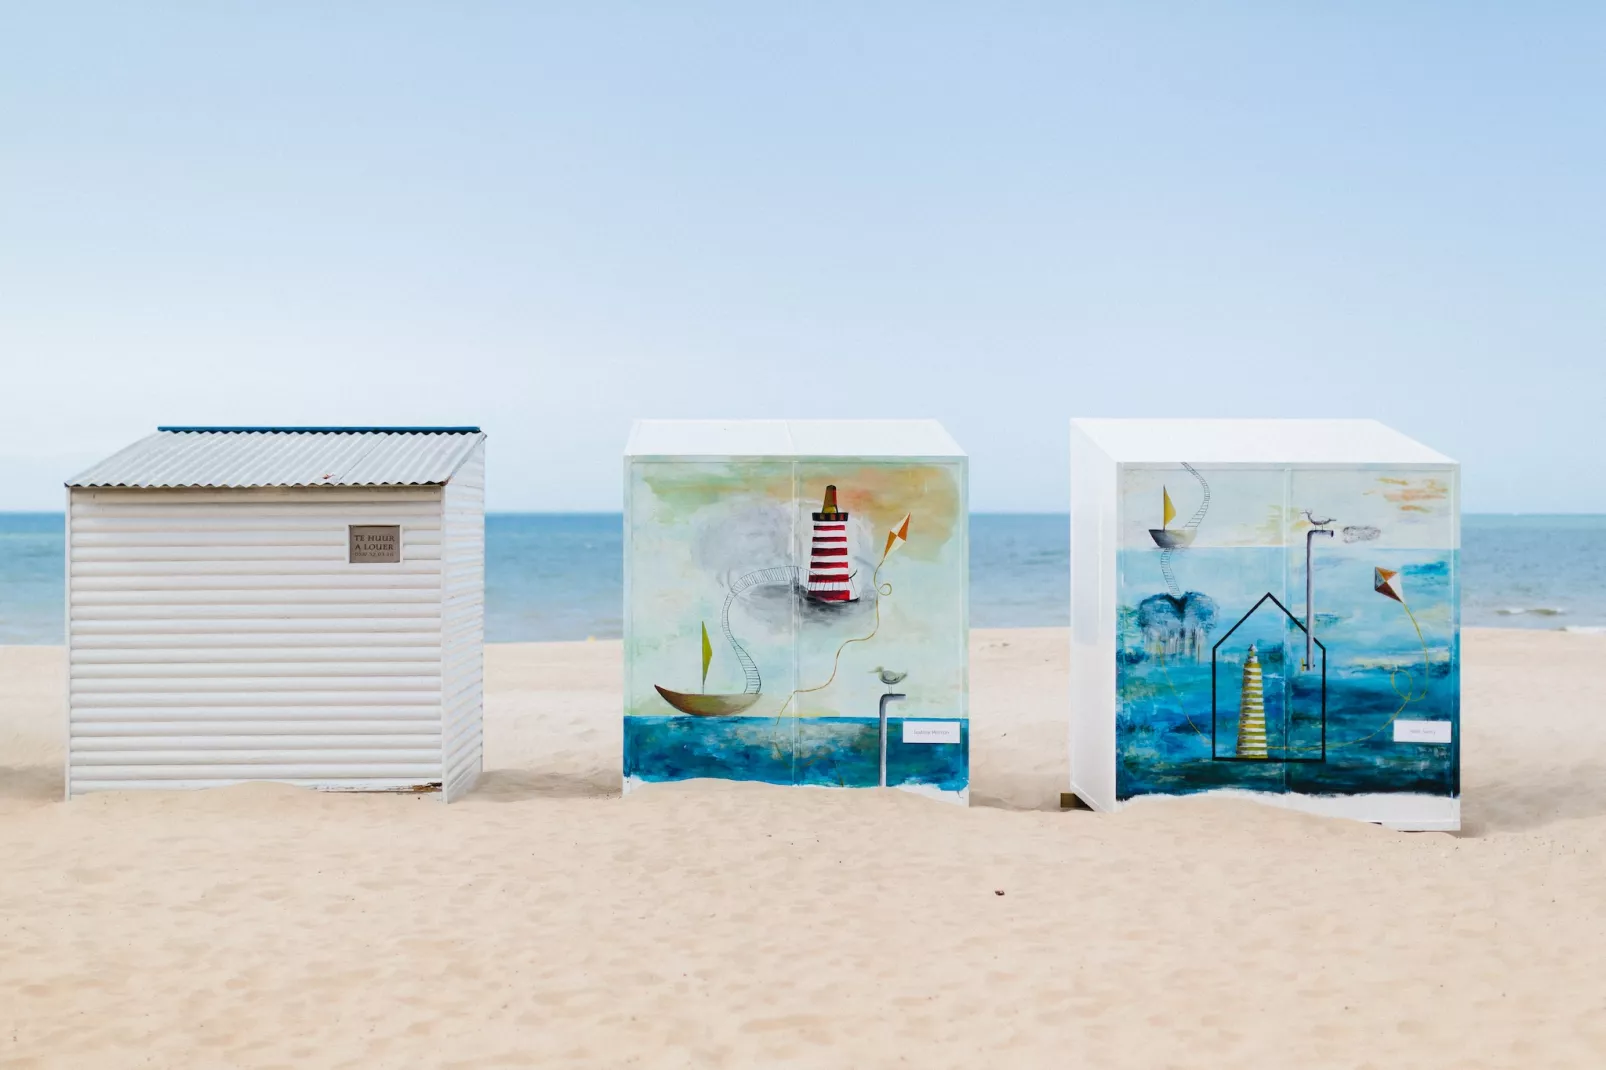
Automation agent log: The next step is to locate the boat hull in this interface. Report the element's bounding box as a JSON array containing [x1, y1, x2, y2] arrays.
[[1149, 529, 1195, 549], [654, 686, 763, 716]]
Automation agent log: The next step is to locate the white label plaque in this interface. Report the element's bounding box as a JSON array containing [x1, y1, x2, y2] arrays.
[[902, 721, 961, 745], [1394, 720, 1452, 744], [349, 525, 402, 564]]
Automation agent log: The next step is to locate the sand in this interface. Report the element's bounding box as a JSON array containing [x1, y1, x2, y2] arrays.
[[1, 628, 1603, 1068]]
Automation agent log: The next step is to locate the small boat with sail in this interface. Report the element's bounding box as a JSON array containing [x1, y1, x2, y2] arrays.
[[654, 560, 781, 720], [1149, 486, 1196, 549], [654, 620, 764, 716]]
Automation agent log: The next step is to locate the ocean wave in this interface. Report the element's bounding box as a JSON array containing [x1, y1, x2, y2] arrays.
[[1496, 606, 1566, 616], [1561, 626, 1606, 635], [1343, 649, 1454, 671]]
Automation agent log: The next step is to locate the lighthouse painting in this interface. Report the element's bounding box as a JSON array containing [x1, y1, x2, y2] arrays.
[[623, 427, 969, 802], [1235, 644, 1268, 759], [806, 485, 857, 603]]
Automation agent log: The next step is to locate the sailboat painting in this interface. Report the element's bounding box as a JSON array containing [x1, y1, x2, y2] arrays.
[[1148, 487, 1193, 548], [652, 621, 762, 716], [624, 422, 970, 802]]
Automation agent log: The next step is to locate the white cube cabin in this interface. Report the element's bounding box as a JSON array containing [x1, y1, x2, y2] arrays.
[[1071, 419, 1460, 831], [65, 427, 487, 800], [624, 420, 971, 802]]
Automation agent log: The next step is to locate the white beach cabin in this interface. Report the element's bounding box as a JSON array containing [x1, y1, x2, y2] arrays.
[[65, 427, 486, 800], [623, 420, 972, 800], [1071, 419, 1461, 830]]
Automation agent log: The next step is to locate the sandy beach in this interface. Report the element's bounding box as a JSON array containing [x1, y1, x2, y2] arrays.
[[2, 627, 1603, 1068]]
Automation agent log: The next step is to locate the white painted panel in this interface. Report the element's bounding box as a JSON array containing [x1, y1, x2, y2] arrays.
[[70, 778, 438, 792], [67, 629, 442, 645], [73, 721, 438, 736], [626, 420, 791, 457], [71, 646, 443, 663], [626, 419, 965, 459], [72, 532, 443, 549], [440, 442, 485, 801], [72, 561, 445, 577], [70, 612, 440, 629], [1069, 425, 1118, 812], [71, 707, 439, 721], [1071, 419, 1455, 466], [72, 675, 442, 691], [67, 486, 448, 797], [70, 604, 442, 621], [783, 420, 965, 458], [73, 691, 439, 708], [70, 748, 443, 764], [72, 763, 441, 779]]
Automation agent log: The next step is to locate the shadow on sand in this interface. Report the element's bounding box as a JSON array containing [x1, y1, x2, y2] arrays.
[[1455, 762, 1606, 837], [468, 768, 620, 802], [0, 765, 63, 804]]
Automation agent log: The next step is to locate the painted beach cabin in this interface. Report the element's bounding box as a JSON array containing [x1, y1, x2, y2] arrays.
[[64, 427, 486, 800], [624, 420, 970, 802], [1070, 419, 1460, 830]]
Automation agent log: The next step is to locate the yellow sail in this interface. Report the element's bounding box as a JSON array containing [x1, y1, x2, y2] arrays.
[[700, 622, 713, 692], [1162, 487, 1176, 528]]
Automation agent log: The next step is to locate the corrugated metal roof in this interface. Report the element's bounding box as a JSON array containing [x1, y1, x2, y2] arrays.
[[68, 429, 486, 489], [156, 425, 481, 434]]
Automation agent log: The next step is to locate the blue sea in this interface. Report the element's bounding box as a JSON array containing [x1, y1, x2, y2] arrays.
[[623, 716, 969, 792], [1114, 544, 1461, 799], [1, 513, 1601, 644]]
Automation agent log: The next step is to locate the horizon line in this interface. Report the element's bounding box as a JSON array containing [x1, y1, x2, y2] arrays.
[[0, 509, 1601, 518]]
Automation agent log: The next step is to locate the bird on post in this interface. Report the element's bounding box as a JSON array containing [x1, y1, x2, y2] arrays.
[[870, 667, 907, 688]]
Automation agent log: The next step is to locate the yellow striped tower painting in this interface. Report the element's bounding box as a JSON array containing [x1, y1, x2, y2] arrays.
[[1236, 643, 1268, 759]]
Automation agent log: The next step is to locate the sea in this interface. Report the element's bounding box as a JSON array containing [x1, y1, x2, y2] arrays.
[[1, 512, 1601, 645]]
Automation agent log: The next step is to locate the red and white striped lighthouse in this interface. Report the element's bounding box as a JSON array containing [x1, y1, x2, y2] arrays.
[[807, 485, 856, 603]]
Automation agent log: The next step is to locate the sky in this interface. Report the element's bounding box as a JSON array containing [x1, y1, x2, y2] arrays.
[[1, 4, 1601, 513]]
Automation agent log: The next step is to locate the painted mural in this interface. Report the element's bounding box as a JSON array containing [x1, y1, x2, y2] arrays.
[[625, 460, 968, 801], [1115, 465, 1459, 801]]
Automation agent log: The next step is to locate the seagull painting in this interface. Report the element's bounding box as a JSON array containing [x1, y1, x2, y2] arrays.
[[1302, 509, 1336, 527], [869, 667, 907, 688]]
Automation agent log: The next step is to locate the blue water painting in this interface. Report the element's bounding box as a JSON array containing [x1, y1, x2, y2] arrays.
[[1116, 465, 1460, 803], [624, 716, 969, 794]]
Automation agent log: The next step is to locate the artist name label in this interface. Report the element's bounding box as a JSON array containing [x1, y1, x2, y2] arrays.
[[1394, 720, 1453, 744], [902, 721, 962, 745]]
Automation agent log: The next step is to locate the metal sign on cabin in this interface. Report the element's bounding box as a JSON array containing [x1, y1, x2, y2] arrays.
[[348, 525, 401, 563]]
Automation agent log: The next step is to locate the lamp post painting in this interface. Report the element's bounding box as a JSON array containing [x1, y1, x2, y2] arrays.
[[1304, 522, 1334, 671]]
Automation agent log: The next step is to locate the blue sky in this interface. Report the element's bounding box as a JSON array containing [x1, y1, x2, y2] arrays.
[[2, 4, 1601, 511]]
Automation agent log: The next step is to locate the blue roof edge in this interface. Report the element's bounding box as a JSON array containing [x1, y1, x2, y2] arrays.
[[155, 426, 482, 434]]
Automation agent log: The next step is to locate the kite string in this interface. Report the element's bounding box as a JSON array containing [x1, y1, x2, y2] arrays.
[[773, 554, 892, 720], [1291, 597, 1431, 752]]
